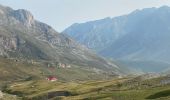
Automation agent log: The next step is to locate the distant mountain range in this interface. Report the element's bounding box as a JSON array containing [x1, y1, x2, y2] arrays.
[[63, 6, 170, 73], [0, 4, 123, 79]]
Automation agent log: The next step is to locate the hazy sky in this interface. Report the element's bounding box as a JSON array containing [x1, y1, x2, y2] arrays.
[[0, 0, 170, 32]]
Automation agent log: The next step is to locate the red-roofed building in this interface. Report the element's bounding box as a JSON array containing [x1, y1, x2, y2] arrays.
[[46, 76, 57, 82]]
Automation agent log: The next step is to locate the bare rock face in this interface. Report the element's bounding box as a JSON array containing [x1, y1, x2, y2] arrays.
[[1, 37, 18, 50], [0, 36, 18, 56], [11, 9, 34, 27]]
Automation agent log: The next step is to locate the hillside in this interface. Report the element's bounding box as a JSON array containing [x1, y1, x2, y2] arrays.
[[0, 4, 124, 82], [64, 6, 170, 73]]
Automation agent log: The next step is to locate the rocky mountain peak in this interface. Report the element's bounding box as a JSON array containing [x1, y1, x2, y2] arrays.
[[0, 4, 12, 13], [10, 9, 34, 27]]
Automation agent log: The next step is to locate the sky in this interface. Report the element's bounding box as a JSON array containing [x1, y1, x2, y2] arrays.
[[0, 0, 170, 32]]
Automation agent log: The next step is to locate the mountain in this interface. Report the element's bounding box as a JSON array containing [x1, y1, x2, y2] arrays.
[[63, 17, 118, 52], [0, 5, 124, 81], [63, 6, 170, 73]]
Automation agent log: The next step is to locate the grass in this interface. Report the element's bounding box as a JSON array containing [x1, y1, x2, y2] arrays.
[[0, 93, 21, 100], [0, 58, 170, 100], [146, 89, 170, 99], [0, 57, 114, 85], [3, 76, 170, 100]]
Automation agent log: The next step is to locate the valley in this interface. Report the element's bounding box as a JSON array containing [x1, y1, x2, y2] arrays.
[[0, 3, 169, 100], [1, 75, 170, 100]]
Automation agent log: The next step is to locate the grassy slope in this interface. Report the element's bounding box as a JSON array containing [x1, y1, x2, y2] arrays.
[[0, 58, 117, 100], [0, 93, 21, 100], [3, 76, 170, 100], [0, 57, 113, 87], [0, 57, 117, 86], [0, 58, 170, 100], [0, 58, 42, 82]]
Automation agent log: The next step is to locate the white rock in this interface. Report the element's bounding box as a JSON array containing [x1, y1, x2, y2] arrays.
[[0, 91, 3, 98]]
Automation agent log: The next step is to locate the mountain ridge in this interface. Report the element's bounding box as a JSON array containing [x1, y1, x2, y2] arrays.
[[63, 6, 170, 73]]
